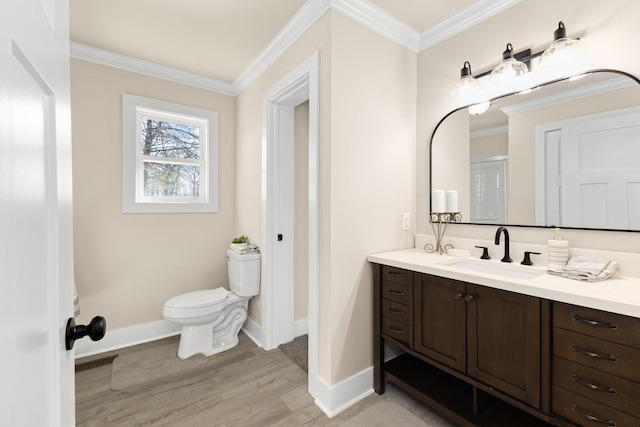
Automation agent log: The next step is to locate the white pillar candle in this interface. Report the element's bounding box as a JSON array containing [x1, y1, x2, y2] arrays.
[[432, 189, 445, 213], [446, 190, 458, 213]]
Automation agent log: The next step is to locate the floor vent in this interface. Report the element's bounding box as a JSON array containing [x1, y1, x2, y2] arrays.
[[75, 355, 118, 373]]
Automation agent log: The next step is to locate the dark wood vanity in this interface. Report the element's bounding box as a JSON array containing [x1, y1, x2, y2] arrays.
[[373, 263, 640, 427]]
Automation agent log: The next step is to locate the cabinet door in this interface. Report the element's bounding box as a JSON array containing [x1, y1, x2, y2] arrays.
[[414, 274, 466, 373], [467, 284, 541, 408]]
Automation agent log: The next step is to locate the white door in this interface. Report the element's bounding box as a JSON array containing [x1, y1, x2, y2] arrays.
[[538, 109, 640, 229], [0, 0, 75, 425], [561, 112, 640, 229]]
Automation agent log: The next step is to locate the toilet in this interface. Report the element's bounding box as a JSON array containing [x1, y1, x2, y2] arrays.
[[163, 249, 261, 359]]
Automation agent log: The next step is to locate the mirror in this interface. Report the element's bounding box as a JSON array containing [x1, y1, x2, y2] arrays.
[[430, 69, 640, 231]]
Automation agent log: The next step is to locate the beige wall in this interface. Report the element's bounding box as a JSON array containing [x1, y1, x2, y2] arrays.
[[235, 12, 333, 377], [327, 12, 416, 382], [71, 59, 236, 329], [236, 10, 416, 384], [418, 0, 640, 252], [294, 101, 309, 323]]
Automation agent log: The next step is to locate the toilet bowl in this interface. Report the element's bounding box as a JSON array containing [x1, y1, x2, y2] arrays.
[[163, 249, 261, 359]]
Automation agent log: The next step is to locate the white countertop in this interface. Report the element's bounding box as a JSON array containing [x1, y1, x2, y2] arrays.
[[368, 248, 640, 318]]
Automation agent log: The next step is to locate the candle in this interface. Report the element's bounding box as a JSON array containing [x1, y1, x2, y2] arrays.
[[432, 189, 445, 213], [446, 190, 458, 213]]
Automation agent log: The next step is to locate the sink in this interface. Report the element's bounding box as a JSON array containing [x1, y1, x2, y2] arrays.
[[437, 258, 546, 280]]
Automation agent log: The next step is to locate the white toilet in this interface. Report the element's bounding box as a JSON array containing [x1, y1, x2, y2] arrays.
[[163, 249, 261, 359]]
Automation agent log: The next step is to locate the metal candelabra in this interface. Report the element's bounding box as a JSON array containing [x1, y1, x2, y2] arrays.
[[424, 212, 462, 255]]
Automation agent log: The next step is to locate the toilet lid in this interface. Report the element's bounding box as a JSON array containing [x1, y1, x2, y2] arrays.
[[165, 288, 228, 309]]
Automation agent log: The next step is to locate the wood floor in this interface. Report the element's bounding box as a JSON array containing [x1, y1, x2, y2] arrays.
[[75, 333, 457, 426]]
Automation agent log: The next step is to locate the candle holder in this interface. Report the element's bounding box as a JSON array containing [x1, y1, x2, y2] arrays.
[[424, 212, 462, 255]]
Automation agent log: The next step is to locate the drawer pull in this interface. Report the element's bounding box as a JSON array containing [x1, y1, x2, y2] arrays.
[[571, 314, 618, 330], [388, 308, 405, 316], [388, 327, 405, 335], [571, 375, 617, 395], [571, 345, 617, 362], [388, 271, 405, 278], [570, 404, 616, 426], [387, 289, 405, 297]]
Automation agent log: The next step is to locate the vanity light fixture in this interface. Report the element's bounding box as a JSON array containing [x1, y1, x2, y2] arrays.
[[450, 20, 588, 98], [489, 43, 529, 82], [539, 21, 587, 68], [449, 61, 482, 96]]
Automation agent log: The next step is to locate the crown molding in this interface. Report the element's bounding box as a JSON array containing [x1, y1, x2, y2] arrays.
[[70, 0, 520, 95], [232, 0, 331, 94], [419, 0, 521, 52], [501, 75, 635, 116], [331, 0, 420, 52], [70, 42, 235, 96]]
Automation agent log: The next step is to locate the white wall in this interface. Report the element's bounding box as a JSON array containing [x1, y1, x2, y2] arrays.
[[418, 0, 640, 252]]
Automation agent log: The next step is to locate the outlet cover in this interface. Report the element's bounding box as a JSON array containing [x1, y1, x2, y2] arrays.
[[402, 212, 410, 230]]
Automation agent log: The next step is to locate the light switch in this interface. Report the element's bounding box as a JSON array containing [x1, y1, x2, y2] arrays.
[[402, 212, 410, 230]]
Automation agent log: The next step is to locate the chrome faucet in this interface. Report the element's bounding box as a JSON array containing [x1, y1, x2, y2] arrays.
[[494, 226, 512, 263]]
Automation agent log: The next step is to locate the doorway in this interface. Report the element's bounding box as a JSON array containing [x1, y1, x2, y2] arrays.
[[261, 53, 321, 399]]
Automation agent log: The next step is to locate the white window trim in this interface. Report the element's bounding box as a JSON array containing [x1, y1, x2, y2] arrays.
[[122, 93, 218, 213]]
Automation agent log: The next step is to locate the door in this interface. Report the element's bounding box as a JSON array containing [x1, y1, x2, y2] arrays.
[[414, 274, 466, 373], [538, 109, 640, 229], [0, 0, 75, 425], [466, 285, 541, 408], [561, 111, 640, 229]]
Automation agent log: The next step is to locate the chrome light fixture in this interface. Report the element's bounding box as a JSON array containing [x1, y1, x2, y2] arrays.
[[489, 43, 529, 82], [449, 61, 481, 96], [539, 21, 587, 68]]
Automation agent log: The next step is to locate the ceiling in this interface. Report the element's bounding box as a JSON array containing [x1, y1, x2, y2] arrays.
[[69, 0, 484, 84]]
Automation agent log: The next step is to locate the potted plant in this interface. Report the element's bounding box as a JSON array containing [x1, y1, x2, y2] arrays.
[[230, 235, 249, 250]]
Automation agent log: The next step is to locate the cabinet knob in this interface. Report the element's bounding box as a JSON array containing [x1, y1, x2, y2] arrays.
[[454, 292, 463, 301], [464, 294, 474, 303]]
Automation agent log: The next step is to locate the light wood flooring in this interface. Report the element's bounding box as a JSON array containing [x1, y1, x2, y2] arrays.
[[75, 333, 457, 426]]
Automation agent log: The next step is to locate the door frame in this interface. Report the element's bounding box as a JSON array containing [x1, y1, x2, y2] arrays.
[[261, 52, 321, 398]]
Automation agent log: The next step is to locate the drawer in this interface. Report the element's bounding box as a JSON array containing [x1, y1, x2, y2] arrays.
[[553, 385, 640, 427], [553, 327, 640, 383], [382, 280, 411, 306], [382, 316, 412, 347], [553, 302, 640, 349], [381, 299, 411, 325], [381, 266, 412, 286], [553, 356, 640, 418]]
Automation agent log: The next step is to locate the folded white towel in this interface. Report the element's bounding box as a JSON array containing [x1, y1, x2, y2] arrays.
[[547, 256, 619, 281], [232, 243, 260, 255]]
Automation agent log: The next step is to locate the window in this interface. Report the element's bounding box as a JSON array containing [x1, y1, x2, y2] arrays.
[[122, 94, 218, 213]]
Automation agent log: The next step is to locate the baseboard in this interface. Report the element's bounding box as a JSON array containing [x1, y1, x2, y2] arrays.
[[241, 316, 263, 348], [76, 316, 300, 359], [74, 319, 181, 359], [313, 366, 375, 418]]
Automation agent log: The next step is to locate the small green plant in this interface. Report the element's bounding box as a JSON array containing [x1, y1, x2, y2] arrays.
[[232, 235, 249, 244]]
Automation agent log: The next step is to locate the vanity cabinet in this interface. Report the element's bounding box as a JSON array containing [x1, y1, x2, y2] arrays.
[[551, 302, 640, 426], [373, 264, 553, 426], [415, 274, 542, 408]]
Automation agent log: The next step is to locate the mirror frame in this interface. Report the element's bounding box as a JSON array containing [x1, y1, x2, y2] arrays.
[[429, 68, 640, 232]]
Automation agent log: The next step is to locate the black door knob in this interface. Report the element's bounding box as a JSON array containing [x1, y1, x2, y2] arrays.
[[65, 316, 106, 350]]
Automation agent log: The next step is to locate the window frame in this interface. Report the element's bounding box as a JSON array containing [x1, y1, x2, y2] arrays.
[[122, 94, 218, 213]]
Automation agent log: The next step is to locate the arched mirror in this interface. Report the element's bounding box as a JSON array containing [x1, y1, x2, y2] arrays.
[[430, 69, 640, 231]]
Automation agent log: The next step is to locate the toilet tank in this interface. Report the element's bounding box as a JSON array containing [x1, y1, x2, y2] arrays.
[[227, 249, 261, 296]]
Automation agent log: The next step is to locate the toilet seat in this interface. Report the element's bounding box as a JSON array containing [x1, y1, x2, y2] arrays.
[[163, 288, 229, 319]]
